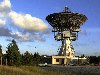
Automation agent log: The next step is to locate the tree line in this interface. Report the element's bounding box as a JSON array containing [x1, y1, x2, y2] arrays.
[[0, 40, 45, 66], [0, 39, 100, 66], [89, 56, 100, 65]]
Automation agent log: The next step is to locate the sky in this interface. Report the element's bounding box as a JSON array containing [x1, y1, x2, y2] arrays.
[[0, 0, 100, 56]]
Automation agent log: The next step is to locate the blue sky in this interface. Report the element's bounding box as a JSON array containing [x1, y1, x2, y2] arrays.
[[0, 0, 100, 56]]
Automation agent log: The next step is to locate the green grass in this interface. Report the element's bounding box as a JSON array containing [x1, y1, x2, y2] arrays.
[[0, 65, 96, 75], [0, 66, 33, 75], [0, 65, 74, 75]]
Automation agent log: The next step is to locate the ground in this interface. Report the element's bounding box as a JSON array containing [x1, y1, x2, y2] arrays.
[[41, 65, 100, 75], [0, 65, 100, 75]]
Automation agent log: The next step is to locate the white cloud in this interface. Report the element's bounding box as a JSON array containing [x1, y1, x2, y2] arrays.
[[0, 0, 48, 32], [0, 0, 48, 41], [11, 31, 30, 41], [0, 27, 11, 36], [0, 0, 11, 8], [0, 0, 11, 16], [10, 31, 45, 42], [9, 11, 47, 31], [0, 19, 5, 25]]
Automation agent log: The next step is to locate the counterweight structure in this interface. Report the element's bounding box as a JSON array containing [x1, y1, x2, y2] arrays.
[[46, 7, 87, 64]]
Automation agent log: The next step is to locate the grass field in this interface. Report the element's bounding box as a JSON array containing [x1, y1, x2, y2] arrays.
[[0, 65, 99, 75], [0, 65, 74, 75]]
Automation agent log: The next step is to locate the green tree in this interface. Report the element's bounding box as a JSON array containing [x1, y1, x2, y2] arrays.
[[81, 54, 85, 58], [0, 45, 2, 65], [23, 51, 34, 65], [6, 40, 20, 66], [33, 52, 41, 65], [0, 45, 2, 57], [20, 54, 24, 65]]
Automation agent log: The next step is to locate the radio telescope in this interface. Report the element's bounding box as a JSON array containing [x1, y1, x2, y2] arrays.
[[46, 7, 87, 65]]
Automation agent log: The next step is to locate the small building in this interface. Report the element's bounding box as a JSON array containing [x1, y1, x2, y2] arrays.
[[52, 56, 66, 65], [52, 56, 87, 65]]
